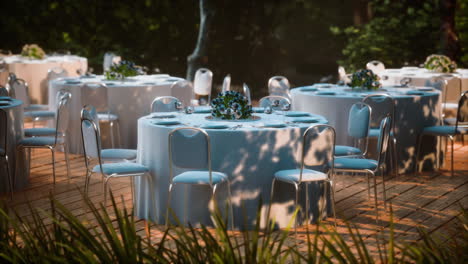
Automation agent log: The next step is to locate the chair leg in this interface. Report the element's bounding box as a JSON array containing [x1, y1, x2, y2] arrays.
[[115, 120, 122, 148], [103, 177, 110, 207], [145, 174, 157, 222], [380, 169, 388, 211], [50, 148, 56, 185], [366, 172, 371, 199], [415, 134, 425, 173], [165, 183, 175, 227], [226, 181, 234, 230], [63, 143, 71, 181], [329, 180, 337, 227], [305, 183, 309, 226], [392, 137, 398, 177], [449, 136, 454, 177], [294, 183, 300, 241], [372, 172, 379, 224], [265, 178, 276, 230], [320, 181, 326, 222], [109, 121, 115, 149], [4, 156, 13, 200], [84, 170, 92, 197]]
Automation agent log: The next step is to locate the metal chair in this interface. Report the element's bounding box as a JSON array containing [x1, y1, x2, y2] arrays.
[[338, 66, 351, 84], [165, 127, 234, 229], [366, 60, 385, 75], [171, 80, 194, 108], [243, 83, 252, 105], [0, 109, 13, 199], [268, 76, 291, 101], [221, 74, 231, 93], [194, 68, 213, 106], [362, 94, 398, 176], [81, 107, 155, 209], [267, 124, 337, 236], [334, 102, 371, 157], [81, 82, 121, 148], [334, 116, 392, 223], [16, 92, 72, 185], [81, 105, 137, 162], [259, 95, 291, 111], [150, 96, 183, 113], [9, 78, 49, 112], [103, 52, 121, 73], [47, 67, 68, 82], [0, 86, 8, 97], [416, 91, 468, 176]]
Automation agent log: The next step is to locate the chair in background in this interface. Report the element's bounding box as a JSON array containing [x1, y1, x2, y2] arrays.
[[81, 107, 155, 208], [243, 83, 252, 105], [16, 91, 72, 185], [0, 109, 13, 199], [268, 76, 291, 101], [193, 68, 213, 106], [338, 66, 351, 84], [47, 67, 68, 82], [334, 103, 371, 158], [103, 52, 121, 73], [81, 82, 121, 148], [334, 116, 392, 223], [9, 78, 49, 111], [259, 95, 291, 112], [221, 74, 231, 93], [425, 76, 462, 125], [165, 127, 234, 229], [366, 60, 386, 75], [171, 80, 194, 108], [151, 96, 183, 113], [362, 94, 398, 176], [267, 124, 337, 236], [416, 91, 468, 177], [0, 86, 8, 96]]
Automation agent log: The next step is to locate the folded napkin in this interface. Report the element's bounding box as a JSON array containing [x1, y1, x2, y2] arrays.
[[153, 120, 181, 126], [150, 113, 177, 119], [416, 87, 434, 91], [65, 79, 81, 84], [285, 111, 310, 117], [262, 122, 287, 128], [252, 107, 265, 113], [291, 117, 319, 123], [201, 124, 229, 129], [316, 91, 336, 96], [406, 90, 426, 96], [300, 87, 318, 92], [194, 107, 212, 114]]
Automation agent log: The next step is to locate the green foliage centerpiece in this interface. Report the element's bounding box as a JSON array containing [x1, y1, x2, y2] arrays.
[[424, 54, 457, 73], [21, 44, 46, 59], [105, 60, 144, 80], [349, 69, 381, 90], [210, 91, 253, 120]]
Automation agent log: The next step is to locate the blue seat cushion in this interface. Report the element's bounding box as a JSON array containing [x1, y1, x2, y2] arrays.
[[92, 162, 149, 175], [25, 104, 49, 111], [98, 113, 119, 121], [24, 110, 55, 118], [18, 137, 63, 146], [334, 158, 378, 170], [172, 171, 228, 185], [101, 149, 137, 160], [334, 145, 362, 156], [274, 169, 328, 183], [24, 128, 56, 137], [369, 128, 394, 138], [423, 126, 467, 136]]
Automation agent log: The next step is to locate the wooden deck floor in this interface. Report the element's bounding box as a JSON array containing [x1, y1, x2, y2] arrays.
[[3, 133, 468, 259]]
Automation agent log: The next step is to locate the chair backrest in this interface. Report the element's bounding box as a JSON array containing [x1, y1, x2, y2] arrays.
[[268, 76, 291, 99], [0, 109, 6, 157], [10, 78, 31, 106], [366, 60, 385, 75], [47, 67, 68, 81], [171, 80, 194, 107], [103, 52, 121, 72], [81, 108, 103, 172], [81, 82, 109, 112], [221, 74, 231, 93], [0, 86, 8, 96], [376, 116, 392, 168], [168, 127, 213, 185], [81, 104, 100, 131], [55, 91, 72, 144], [300, 124, 336, 182], [456, 91, 468, 128], [151, 96, 182, 113], [259, 95, 291, 111], [348, 102, 371, 139], [243, 83, 252, 105], [194, 68, 213, 96], [362, 94, 395, 129], [5, 73, 16, 98]]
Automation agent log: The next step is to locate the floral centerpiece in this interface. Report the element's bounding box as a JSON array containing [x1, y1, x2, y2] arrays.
[[21, 44, 46, 59], [423, 54, 457, 73], [104, 60, 144, 80], [349, 69, 381, 90], [210, 91, 253, 120]]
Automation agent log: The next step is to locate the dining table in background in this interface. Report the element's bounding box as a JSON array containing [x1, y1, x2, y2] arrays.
[[2, 55, 87, 104], [291, 84, 442, 174], [135, 111, 330, 229], [49, 74, 189, 154]]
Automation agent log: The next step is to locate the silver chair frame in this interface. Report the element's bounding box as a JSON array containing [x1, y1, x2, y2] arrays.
[[336, 102, 372, 158], [268, 76, 291, 100], [0, 109, 13, 199], [165, 127, 234, 230], [221, 74, 231, 93], [243, 83, 252, 105], [266, 124, 337, 236], [194, 68, 213, 105], [150, 96, 183, 113], [258, 95, 291, 111]]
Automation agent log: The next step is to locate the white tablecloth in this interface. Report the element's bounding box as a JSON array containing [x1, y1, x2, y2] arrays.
[[0, 97, 28, 192], [135, 112, 331, 229], [49, 75, 189, 154], [291, 85, 442, 174], [3, 55, 87, 104]]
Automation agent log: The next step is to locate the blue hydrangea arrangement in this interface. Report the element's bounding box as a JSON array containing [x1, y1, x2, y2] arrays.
[[349, 69, 381, 90], [210, 91, 253, 120], [105, 60, 144, 80]]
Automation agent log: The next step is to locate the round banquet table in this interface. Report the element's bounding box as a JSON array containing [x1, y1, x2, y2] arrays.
[[0, 97, 28, 193], [291, 85, 442, 174], [135, 112, 330, 229], [3, 55, 87, 104], [49, 74, 188, 154]]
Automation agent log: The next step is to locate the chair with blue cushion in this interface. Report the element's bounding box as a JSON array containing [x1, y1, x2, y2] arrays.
[[334, 102, 371, 157], [80, 106, 155, 209], [81, 105, 137, 162], [171, 80, 194, 108], [81, 82, 121, 148], [150, 96, 183, 113], [268, 76, 291, 101], [362, 94, 398, 176], [0, 109, 13, 199], [416, 91, 468, 177], [16, 91, 72, 185], [193, 68, 213, 106], [259, 95, 291, 112], [334, 116, 392, 223], [165, 127, 234, 229], [266, 124, 336, 236]]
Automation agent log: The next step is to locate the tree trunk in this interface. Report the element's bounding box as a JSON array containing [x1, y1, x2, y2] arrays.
[[186, 0, 216, 81], [440, 0, 460, 60], [352, 0, 371, 25]]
